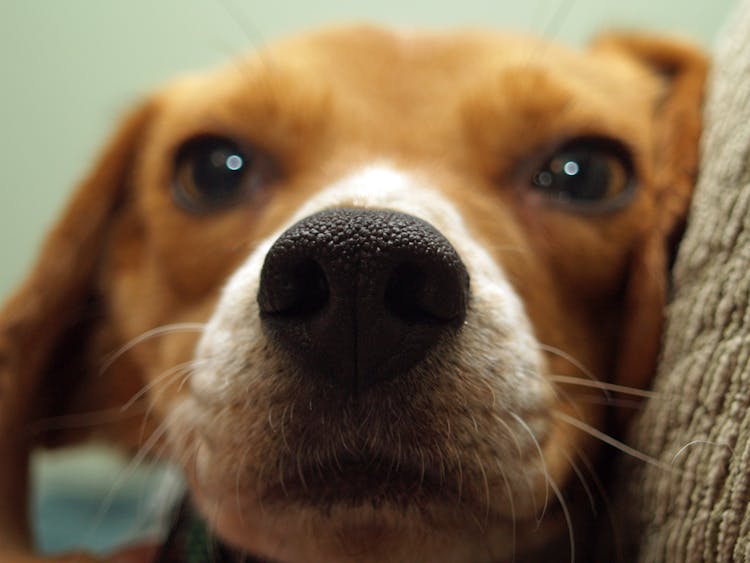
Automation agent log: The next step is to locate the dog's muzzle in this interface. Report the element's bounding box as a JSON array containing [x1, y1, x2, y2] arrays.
[[257, 208, 470, 392]]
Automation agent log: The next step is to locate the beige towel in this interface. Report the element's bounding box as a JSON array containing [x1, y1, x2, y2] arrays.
[[620, 2, 750, 561]]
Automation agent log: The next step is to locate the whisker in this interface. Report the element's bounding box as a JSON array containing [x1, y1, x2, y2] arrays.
[[541, 0, 577, 41], [84, 420, 173, 543], [137, 365, 199, 446], [217, 0, 268, 55], [496, 413, 539, 518], [129, 437, 184, 538], [671, 439, 734, 464], [554, 410, 677, 473], [569, 443, 623, 563], [525, 0, 579, 74], [120, 359, 204, 413], [537, 343, 610, 401], [495, 412, 524, 459], [545, 374, 587, 422], [560, 448, 596, 514], [273, 456, 287, 506], [420, 447, 429, 499], [28, 404, 147, 435], [99, 322, 205, 374], [572, 395, 648, 410], [474, 451, 491, 529], [510, 412, 550, 525], [140, 462, 185, 541], [547, 474, 575, 563], [495, 460, 517, 563], [203, 497, 223, 563], [549, 374, 659, 399], [176, 366, 194, 395]]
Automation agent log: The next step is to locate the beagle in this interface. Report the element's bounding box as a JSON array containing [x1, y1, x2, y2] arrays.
[[0, 25, 706, 563]]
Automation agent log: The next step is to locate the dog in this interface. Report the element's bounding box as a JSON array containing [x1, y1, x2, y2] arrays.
[[0, 24, 706, 562]]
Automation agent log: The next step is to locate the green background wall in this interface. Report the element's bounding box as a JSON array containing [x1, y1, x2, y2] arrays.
[[0, 0, 736, 299]]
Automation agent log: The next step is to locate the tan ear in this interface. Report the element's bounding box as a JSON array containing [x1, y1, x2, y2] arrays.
[[594, 34, 708, 393], [0, 101, 154, 549]]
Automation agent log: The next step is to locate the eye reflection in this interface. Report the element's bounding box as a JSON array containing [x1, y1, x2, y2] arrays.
[[226, 154, 244, 171], [562, 161, 579, 176]]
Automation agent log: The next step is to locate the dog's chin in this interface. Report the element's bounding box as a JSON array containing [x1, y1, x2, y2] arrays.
[[188, 472, 568, 563], [189, 478, 515, 563], [258, 455, 455, 509], [178, 421, 563, 563]]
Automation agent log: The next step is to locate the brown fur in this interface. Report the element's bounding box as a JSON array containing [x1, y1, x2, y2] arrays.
[[0, 26, 706, 562]]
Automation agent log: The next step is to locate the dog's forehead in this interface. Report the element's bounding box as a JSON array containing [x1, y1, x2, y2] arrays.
[[155, 24, 659, 134], [259, 25, 653, 90]]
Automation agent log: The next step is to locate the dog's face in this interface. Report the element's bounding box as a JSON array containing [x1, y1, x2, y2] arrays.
[[0, 25, 705, 562]]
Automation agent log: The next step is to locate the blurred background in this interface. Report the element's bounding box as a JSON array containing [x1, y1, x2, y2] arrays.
[[0, 0, 737, 555]]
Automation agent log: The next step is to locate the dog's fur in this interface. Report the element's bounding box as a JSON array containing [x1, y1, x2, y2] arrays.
[[0, 25, 705, 562]]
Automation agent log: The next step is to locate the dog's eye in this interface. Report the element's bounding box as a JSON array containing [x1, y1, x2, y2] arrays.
[[173, 136, 268, 213], [531, 139, 634, 211]]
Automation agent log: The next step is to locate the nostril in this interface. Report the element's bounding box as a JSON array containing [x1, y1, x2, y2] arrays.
[[385, 262, 465, 324], [260, 258, 329, 317], [258, 208, 470, 391]]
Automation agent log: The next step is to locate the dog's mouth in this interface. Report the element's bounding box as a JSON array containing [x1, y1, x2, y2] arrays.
[[260, 452, 456, 509], [185, 365, 555, 525]]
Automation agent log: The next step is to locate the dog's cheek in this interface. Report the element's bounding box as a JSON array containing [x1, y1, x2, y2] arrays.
[[94, 208, 227, 440], [437, 202, 613, 512], [163, 238, 283, 487]]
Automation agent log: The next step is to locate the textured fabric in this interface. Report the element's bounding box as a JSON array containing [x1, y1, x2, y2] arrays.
[[620, 3, 750, 561]]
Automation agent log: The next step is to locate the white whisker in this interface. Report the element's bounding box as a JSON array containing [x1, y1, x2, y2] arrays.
[[560, 448, 596, 514], [85, 420, 172, 543], [29, 405, 146, 434], [554, 410, 677, 473], [235, 446, 249, 526], [99, 322, 205, 374], [671, 439, 734, 464], [549, 374, 659, 398], [538, 343, 610, 401], [572, 395, 647, 410], [495, 460, 517, 563], [510, 411, 550, 524], [494, 412, 539, 512], [120, 359, 204, 413], [547, 474, 575, 563], [474, 451, 491, 528], [569, 443, 623, 562], [141, 363, 200, 449], [545, 376, 587, 422]]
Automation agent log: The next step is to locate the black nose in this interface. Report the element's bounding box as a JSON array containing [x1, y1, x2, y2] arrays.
[[257, 208, 469, 392]]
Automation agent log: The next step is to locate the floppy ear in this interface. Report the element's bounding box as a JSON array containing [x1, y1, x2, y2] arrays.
[[0, 101, 155, 549], [593, 35, 708, 393]]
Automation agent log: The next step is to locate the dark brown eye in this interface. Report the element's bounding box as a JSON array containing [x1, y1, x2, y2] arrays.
[[531, 139, 635, 211], [172, 136, 271, 213]]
